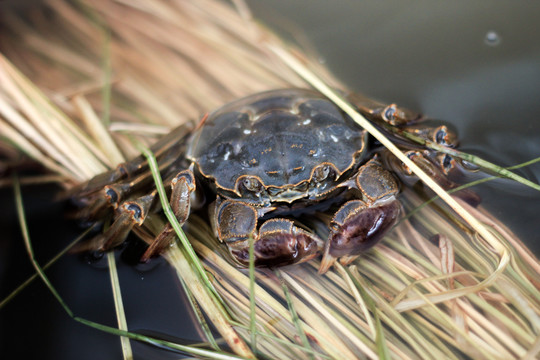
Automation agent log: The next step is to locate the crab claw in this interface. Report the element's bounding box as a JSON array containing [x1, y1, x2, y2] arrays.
[[318, 251, 338, 274], [215, 200, 322, 267], [319, 199, 401, 273], [226, 218, 322, 267], [253, 219, 322, 267]]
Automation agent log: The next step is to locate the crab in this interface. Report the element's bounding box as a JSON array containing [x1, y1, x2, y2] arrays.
[[73, 88, 456, 273]]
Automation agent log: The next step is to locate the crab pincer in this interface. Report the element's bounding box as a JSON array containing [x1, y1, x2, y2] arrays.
[[320, 159, 401, 273], [213, 199, 322, 267]]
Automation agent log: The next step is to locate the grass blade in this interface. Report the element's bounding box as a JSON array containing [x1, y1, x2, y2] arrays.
[[178, 275, 221, 350], [107, 251, 133, 360], [13, 174, 73, 317], [12, 173, 247, 359], [339, 264, 391, 360], [276, 270, 314, 360], [248, 236, 258, 354], [0, 225, 95, 309], [136, 141, 253, 357], [135, 141, 222, 300], [73, 95, 125, 166]]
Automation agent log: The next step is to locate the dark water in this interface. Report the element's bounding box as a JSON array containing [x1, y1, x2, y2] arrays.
[[1, 2, 540, 359], [249, 0, 540, 253], [0, 184, 204, 359]]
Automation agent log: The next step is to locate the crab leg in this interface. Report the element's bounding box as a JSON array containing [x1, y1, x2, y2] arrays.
[[72, 145, 190, 226], [382, 150, 481, 206], [83, 191, 156, 253], [72, 165, 167, 222], [78, 167, 197, 258], [347, 92, 459, 151], [319, 159, 401, 273], [319, 198, 401, 273], [346, 92, 423, 126], [71, 123, 192, 203], [141, 170, 197, 261], [213, 199, 323, 267]]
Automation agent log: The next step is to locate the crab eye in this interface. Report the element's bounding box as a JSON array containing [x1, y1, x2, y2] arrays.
[[383, 104, 396, 122], [313, 164, 333, 182], [433, 125, 457, 147], [440, 154, 454, 174], [241, 176, 263, 193]]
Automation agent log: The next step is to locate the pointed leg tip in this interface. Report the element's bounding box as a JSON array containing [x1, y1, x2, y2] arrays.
[[70, 235, 104, 254], [318, 254, 337, 274], [139, 250, 152, 263], [339, 254, 359, 266]]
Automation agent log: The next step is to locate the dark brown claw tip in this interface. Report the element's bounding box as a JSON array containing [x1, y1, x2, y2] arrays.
[[328, 200, 401, 258]]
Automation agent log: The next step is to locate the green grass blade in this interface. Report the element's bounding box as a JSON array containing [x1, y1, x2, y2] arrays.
[[178, 275, 221, 350], [74, 316, 248, 360], [12, 173, 247, 359], [341, 264, 391, 360], [13, 174, 74, 318], [0, 225, 95, 309], [136, 142, 221, 302], [276, 270, 314, 360], [135, 142, 255, 356], [506, 156, 540, 170], [248, 235, 257, 354]]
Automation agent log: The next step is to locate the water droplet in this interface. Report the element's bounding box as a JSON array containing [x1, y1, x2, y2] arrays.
[[484, 31, 501, 46]]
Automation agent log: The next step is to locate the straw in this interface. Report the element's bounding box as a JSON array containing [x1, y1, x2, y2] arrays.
[[1, 1, 539, 359]]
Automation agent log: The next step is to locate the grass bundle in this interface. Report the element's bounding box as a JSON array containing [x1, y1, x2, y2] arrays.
[[1, 0, 539, 359]]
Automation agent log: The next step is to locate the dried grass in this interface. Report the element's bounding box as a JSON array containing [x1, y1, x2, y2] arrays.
[[1, 1, 539, 359]]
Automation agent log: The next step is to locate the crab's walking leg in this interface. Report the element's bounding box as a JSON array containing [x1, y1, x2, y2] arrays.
[[382, 150, 481, 206], [81, 168, 197, 259], [346, 92, 423, 126], [84, 192, 156, 252], [73, 152, 186, 220], [347, 92, 459, 149], [141, 170, 197, 261], [319, 159, 401, 273], [75, 124, 192, 195], [214, 200, 322, 267]]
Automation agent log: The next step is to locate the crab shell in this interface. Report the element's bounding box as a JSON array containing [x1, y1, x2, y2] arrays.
[[182, 89, 401, 270], [186, 88, 368, 205]]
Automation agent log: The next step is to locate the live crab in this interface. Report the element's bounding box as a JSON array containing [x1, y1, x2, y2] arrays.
[[73, 88, 457, 273]]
